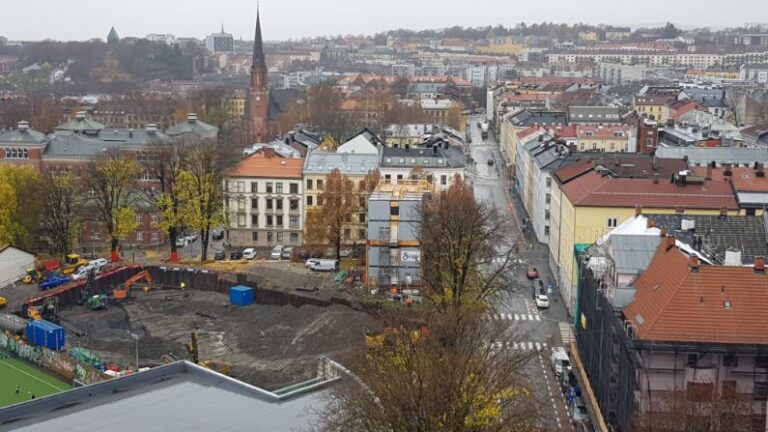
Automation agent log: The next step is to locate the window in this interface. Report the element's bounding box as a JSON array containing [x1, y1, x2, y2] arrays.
[[251, 214, 258, 226], [359, 196, 366, 207], [545, 193, 551, 204], [545, 210, 550, 220], [358, 229, 366, 239], [440, 175, 447, 186], [136, 214, 143, 224], [390, 206, 399, 216], [276, 199, 283, 210], [290, 215, 299, 228], [544, 226, 550, 235], [756, 356, 768, 369], [237, 198, 246, 211], [237, 214, 246, 227], [289, 183, 298, 194], [687, 354, 699, 368], [266, 199, 273, 210], [307, 196, 313, 206], [607, 218, 618, 228], [723, 354, 738, 367], [317, 179, 324, 190], [151, 232, 159, 241], [545, 177, 552, 188], [151, 213, 159, 224], [306, 179, 313, 190], [290, 199, 299, 210], [384, 174, 391, 181], [252, 231, 259, 242], [276, 232, 283, 243], [317, 196, 324, 206], [266, 215, 273, 226], [686, 382, 713, 402], [754, 382, 768, 401], [610, 142, 615, 151], [344, 229, 351, 239], [290, 233, 299, 243], [396, 174, 403, 181], [359, 180, 365, 190], [237, 181, 245, 193], [266, 182, 273, 193], [586, 131, 594, 137], [250, 182, 258, 193], [276, 183, 283, 194], [267, 232, 273, 242], [251, 198, 258, 209], [359, 213, 366, 223], [136, 231, 144, 241], [276, 215, 283, 227]]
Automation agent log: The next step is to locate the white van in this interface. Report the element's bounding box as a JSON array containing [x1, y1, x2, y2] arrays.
[[270, 245, 284, 260], [550, 347, 572, 377], [243, 248, 256, 260], [311, 259, 339, 272], [89, 258, 108, 270]]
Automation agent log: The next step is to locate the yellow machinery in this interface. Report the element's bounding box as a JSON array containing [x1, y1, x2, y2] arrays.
[[27, 306, 42, 320], [22, 268, 43, 284], [365, 326, 428, 349], [185, 330, 230, 375], [0, 296, 6, 309], [61, 253, 88, 275]]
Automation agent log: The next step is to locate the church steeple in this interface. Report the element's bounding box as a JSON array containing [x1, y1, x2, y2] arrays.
[[252, 7, 266, 72]]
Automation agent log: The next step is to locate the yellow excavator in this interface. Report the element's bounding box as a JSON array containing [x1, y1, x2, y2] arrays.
[[0, 296, 6, 309], [185, 330, 230, 375], [22, 268, 44, 284], [61, 253, 88, 275]]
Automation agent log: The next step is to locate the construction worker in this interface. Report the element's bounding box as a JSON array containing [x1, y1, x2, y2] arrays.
[[180, 281, 186, 290], [15, 385, 19, 396]]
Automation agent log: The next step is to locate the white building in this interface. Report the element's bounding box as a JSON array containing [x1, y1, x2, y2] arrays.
[[379, 140, 466, 191], [0, 245, 34, 289], [740, 63, 768, 83]]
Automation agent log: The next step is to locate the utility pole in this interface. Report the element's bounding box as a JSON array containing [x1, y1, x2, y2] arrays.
[[130, 333, 139, 370]]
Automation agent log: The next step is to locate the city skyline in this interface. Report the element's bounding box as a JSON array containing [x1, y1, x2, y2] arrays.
[[2, 0, 767, 42]]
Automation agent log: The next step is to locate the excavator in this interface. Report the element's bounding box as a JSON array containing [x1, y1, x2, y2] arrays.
[[113, 270, 153, 299], [27, 297, 59, 322], [185, 330, 230, 375], [61, 253, 88, 275]]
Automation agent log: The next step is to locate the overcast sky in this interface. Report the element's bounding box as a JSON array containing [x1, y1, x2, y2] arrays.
[[3, 0, 767, 42]]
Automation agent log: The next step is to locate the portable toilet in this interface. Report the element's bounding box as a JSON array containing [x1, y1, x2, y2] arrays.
[[229, 285, 254, 306]]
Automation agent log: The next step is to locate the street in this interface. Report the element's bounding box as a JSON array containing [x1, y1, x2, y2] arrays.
[[466, 115, 578, 431]]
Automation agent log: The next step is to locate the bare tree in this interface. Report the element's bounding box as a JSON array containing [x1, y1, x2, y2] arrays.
[[39, 173, 80, 255], [304, 169, 358, 260], [418, 178, 519, 314]]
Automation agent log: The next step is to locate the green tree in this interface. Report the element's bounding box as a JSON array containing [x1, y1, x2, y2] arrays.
[[0, 166, 43, 249], [83, 154, 142, 261]]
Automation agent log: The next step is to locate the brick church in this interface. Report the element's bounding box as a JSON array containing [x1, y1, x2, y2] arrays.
[[246, 9, 270, 142]]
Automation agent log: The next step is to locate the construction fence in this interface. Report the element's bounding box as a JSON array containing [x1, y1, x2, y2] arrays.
[[0, 332, 106, 386]]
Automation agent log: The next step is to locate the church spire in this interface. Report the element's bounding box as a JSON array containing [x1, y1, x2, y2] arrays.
[[252, 7, 266, 72]]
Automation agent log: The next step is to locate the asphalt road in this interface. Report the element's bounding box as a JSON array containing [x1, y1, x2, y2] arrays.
[[466, 116, 578, 431]]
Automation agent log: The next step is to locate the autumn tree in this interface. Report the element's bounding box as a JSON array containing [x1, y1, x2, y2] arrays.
[[175, 140, 225, 262], [304, 169, 358, 260], [0, 95, 63, 133], [83, 153, 142, 261], [418, 177, 518, 313], [0, 165, 43, 249], [39, 173, 80, 255], [408, 164, 432, 183], [316, 309, 540, 432], [446, 101, 466, 131]]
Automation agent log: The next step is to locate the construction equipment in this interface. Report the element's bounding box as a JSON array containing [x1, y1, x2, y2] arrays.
[[41, 297, 59, 322], [27, 306, 42, 320], [115, 270, 153, 298], [22, 268, 44, 284], [86, 294, 108, 310], [0, 296, 6, 309], [77, 269, 97, 306], [186, 330, 200, 364], [185, 330, 230, 375], [61, 253, 88, 275]]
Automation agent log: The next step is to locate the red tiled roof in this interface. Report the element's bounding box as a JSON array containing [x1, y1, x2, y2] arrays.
[[625, 242, 768, 345], [692, 166, 768, 193], [227, 148, 303, 178], [561, 170, 738, 209], [553, 160, 593, 184]]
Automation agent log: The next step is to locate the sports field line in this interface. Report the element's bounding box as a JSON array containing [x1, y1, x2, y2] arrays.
[[0, 358, 69, 392]]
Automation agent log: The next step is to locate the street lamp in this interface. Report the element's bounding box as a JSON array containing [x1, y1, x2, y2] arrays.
[[129, 332, 139, 371]]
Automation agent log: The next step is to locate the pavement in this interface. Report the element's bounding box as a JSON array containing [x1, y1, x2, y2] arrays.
[[466, 115, 580, 431]]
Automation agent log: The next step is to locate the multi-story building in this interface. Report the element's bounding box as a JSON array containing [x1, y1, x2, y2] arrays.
[[366, 181, 433, 289], [205, 25, 233, 53], [741, 63, 768, 84], [379, 141, 465, 191], [597, 62, 649, 85], [567, 106, 622, 125], [225, 148, 304, 248], [419, 98, 456, 126], [575, 124, 636, 152]]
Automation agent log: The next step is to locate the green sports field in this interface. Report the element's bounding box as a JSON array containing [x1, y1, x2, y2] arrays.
[[0, 354, 71, 408]]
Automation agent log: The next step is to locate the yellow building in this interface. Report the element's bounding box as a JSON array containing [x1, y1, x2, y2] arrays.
[[552, 169, 740, 314], [225, 95, 246, 119], [479, 37, 525, 56], [575, 124, 634, 152]]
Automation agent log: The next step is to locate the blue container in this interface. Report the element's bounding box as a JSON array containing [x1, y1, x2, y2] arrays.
[[26, 320, 65, 350], [229, 285, 254, 306]]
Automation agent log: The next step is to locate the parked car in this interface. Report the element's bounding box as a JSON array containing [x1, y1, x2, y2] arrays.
[[243, 248, 256, 260], [339, 248, 352, 258], [230, 251, 243, 260], [561, 371, 579, 393], [569, 396, 589, 424], [535, 293, 550, 309], [305, 258, 321, 269], [311, 259, 339, 272], [282, 247, 294, 260], [185, 233, 198, 243], [487, 159, 494, 166], [214, 251, 226, 261], [271, 245, 284, 260], [551, 347, 572, 377], [526, 267, 539, 280], [211, 228, 224, 240], [176, 237, 188, 247]]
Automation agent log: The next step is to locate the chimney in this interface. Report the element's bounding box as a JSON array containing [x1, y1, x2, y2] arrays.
[[17, 120, 29, 132], [432, 145, 437, 154], [706, 164, 712, 180], [187, 113, 198, 123], [664, 235, 676, 251], [688, 255, 700, 272], [128, 128, 134, 138], [723, 163, 732, 176], [724, 248, 742, 266], [755, 257, 766, 273], [634, 205, 642, 217], [653, 173, 659, 184], [719, 207, 728, 218]]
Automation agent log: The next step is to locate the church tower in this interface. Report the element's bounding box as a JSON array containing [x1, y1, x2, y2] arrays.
[[247, 8, 269, 142]]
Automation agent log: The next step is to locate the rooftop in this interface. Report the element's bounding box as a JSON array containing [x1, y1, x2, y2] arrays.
[[624, 242, 768, 346], [227, 148, 303, 179], [304, 151, 380, 176], [380, 144, 465, 169], [165, 113, 218, 139], [561, 170, 738, 210], [567, 106, 622, 123], [655, 147, 768, 166], [0, 361, 333, 432], [0, 121, 47, 145]]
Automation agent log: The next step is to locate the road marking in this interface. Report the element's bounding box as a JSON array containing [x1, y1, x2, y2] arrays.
[[535, 315, 541, 321], [514, 314, 520, 320], [0, 358, 69, 391], [528, 314, 534, 321]]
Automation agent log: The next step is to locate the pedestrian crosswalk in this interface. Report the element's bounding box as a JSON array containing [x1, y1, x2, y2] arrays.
[[487, 313, 541, 322], [489, 341, 549, 352], [559, 322, 574, 343]]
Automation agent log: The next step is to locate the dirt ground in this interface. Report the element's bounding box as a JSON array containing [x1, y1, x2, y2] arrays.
[[59, 289, 377, 390]]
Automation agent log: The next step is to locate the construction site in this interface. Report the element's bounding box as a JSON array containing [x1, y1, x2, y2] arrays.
[[1, 261, 379, 390]]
